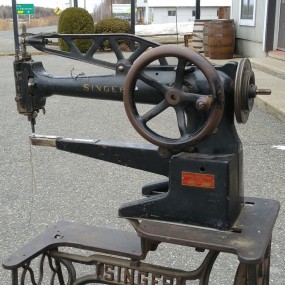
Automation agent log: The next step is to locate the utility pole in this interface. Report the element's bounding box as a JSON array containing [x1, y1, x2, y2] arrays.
[[195, 0, 200, 19], [130, 0, 135, 51], [131, 0, 135, 35]]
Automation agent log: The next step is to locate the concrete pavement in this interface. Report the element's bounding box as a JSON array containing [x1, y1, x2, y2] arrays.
[[250, 57, 285, 123]]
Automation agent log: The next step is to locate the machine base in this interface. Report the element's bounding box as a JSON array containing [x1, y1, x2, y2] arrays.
[[120, 152, 243, 230], [2, 197, 279, 285]]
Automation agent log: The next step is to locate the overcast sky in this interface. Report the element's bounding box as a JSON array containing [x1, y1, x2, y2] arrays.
[[1, 0, 102, 13]]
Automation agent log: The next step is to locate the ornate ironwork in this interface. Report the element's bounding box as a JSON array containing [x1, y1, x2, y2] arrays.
[[12, 249, 220, 285]]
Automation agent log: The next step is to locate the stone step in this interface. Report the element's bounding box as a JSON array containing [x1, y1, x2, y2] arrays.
[[250, 57, 285, 80]]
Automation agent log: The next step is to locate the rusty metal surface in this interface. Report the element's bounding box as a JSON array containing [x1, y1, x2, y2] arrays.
[[2, 220, 145, 270], [5, 249, 221, 285], [134, 197, 279, 264], [123, 45, 224, 149]]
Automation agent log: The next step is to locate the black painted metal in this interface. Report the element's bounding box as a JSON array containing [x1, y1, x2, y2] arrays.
[[13, 32, 244, 228], [23, 33, 163, 68], [56, 139, 170, 176], [120, 152, 242, 229]]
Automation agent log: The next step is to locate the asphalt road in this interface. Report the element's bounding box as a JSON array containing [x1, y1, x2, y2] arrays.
[[0, 26, 57, 54], [0, 52, 285, 284]]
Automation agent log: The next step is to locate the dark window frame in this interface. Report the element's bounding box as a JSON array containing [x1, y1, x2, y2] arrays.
[[168, 10, 176, 16]]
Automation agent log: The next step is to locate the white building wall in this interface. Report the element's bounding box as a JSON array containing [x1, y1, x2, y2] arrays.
[[232, 0, 267, 57], [151, 7, 221, 24]]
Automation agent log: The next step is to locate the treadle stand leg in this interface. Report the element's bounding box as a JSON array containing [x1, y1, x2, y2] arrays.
[[52, 252, 77, 284], [50, 248, 67, 285], [199, 251, 219, 284], [54, 259, 65, 285], [234, 241, 271, 285], [11, 269, 18, 285]]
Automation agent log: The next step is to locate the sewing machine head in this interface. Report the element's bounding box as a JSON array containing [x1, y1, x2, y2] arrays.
[[13, 32, 271, 229]]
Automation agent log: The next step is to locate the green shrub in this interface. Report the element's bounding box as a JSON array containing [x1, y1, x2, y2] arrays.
[[94, 18, 131, 50], [58, 7, 94, 53]]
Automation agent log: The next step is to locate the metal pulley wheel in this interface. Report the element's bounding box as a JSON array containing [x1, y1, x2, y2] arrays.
[[123, 45, 224, 150], [234, 58, 271, 124]]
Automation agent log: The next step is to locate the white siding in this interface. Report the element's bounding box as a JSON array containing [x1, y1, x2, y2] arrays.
[[151, 7, 220, 24], [146, 0, 231, 7], [232, 0, 267, 57]]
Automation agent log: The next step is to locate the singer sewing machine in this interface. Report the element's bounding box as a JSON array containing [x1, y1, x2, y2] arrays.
[[2, 4, 280, 284]]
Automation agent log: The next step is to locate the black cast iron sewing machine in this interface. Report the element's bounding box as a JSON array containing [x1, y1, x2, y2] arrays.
[[2, 16, 280, 284]]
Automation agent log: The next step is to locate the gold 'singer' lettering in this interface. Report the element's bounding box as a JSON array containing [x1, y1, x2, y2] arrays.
[[82, 84, 123, 94], [83, 83, 89, 92], [104, 264, 115, 281], [102, 263, 179, 285]]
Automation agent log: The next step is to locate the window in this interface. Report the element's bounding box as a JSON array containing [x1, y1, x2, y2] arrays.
[[192, 10, 196, 17], [239, 0, 256, 26], [168, 10, 176, 16]]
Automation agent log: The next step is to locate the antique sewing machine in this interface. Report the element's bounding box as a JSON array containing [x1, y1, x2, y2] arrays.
[[2, 3, 280, 284]]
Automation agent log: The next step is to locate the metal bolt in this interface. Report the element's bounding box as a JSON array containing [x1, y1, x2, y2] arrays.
[[158, 147, 171, 158], [15, 96, 21, 103], [118, 65, 124, 72], [196, 101, 205, 110]]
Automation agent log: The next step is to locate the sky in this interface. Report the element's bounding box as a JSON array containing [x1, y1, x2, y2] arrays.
[[1, 0, 102, 13]]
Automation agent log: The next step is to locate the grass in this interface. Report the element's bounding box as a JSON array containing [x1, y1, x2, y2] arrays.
[[0, 16, 59, 31], [0, 19, 11, 31]]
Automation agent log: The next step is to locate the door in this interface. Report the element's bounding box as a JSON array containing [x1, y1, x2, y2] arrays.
[[277, 0, 285, 50]]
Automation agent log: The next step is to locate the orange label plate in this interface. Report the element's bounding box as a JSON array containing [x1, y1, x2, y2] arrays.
[[182, 172, 215, 189]]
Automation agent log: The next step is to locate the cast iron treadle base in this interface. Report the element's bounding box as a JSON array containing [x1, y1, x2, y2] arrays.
[[133, 197, 280, 264], [2, 197, 279, 285], [3, 220, 147, 270]]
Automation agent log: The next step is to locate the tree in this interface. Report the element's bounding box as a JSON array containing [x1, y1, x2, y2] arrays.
[[93, 0, 131, 22], [0, 6, 12, 19]]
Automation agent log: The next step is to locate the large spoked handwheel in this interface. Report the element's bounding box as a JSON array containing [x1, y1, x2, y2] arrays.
[[123, 45, 224, 150]]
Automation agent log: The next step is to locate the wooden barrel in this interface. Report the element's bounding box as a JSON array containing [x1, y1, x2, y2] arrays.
[[203, 21, 210, 57], [193, 19, 211, 53], [208, 20, 235, 59]]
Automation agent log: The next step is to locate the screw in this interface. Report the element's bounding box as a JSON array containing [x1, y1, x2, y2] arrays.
[[196, 101, 205, 110]]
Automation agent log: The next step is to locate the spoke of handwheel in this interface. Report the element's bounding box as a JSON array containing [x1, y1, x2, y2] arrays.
[[174, 58, 187, 89], [141, 100, 169, 123], [138, 71, 169, 93], [181, 92, 213, 104], [175, 106, 187, 136]]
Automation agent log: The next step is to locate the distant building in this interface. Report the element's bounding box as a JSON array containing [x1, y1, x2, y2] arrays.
[[231, 0, 285, 57], [137, 0, 231, 24]]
